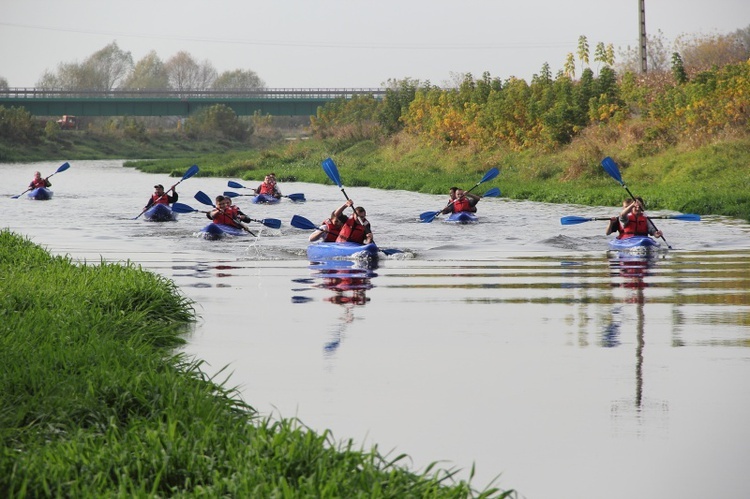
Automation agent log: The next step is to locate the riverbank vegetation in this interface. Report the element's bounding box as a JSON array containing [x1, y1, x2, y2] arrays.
[[0, 230, 510, 497]]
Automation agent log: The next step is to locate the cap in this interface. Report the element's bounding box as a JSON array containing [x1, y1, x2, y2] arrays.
[[154, 184, 164, 189]]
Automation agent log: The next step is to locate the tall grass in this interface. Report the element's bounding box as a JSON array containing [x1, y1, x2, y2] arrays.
[[0, 231, 513, 498]]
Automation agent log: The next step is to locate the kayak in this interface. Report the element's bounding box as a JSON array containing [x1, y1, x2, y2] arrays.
[[199, 223, 248, 240], [444, 211, 478, 223], [251, 194, 280, 204], [608, 235, 661, 252], [307, 242, 379, 261], [28, 187, 53, 200], [143, 203, 176, 222]]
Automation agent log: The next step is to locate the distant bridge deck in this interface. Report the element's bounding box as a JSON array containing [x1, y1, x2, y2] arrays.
[[0, 88, 387, 117]]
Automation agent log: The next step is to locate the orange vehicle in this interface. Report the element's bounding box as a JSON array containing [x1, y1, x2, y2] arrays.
[[56, 115, 78, 130]]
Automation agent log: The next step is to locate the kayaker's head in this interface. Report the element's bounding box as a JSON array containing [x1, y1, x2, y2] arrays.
[[355, 206, 367, 222], [449, 187, 458, 199], [33, 171, 42, 179], [154, 184, 165, 195], [215, 195, 230, 210], [331, 210, 347, 225]]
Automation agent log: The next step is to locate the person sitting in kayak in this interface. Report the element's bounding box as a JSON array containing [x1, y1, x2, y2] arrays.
[[143, 183, 178, 211], [256, 174, 282, 200], [617, 197, 662, 240], [29, 171, 52, 189], [441, 187, 480, 215], [206, 195, 252, 227], [336, 200, 373, 244], [606, 199, 630, 236], [309, 201, 350, 242]]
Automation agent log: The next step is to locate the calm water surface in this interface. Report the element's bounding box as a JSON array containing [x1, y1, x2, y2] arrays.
[[3, 160, 750, 499]]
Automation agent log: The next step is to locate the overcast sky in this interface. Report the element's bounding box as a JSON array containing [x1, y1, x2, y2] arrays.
[[1, 0, 748, 89]]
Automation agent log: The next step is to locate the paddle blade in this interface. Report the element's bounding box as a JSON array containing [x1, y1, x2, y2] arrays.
[[561, 216, 594, 225], [380, 248, 403, 256], [55, 162, 71, 174], [227, 180, 244, 189], [482, 187, 501, 198], [670, 213, 701, 221], [194, 191, 214, 207], [260, 218, 282, 229], [419, 211, 441, 223], [223, 191, 241, 198], [181, 164, 199, 180], [322, 157, 342, 187], [601, 157, 624, 185], [172, 202, 199, 214], [291, 215, 318, 231], [480, 167, 500, 184], [286, 193, 306, 202]]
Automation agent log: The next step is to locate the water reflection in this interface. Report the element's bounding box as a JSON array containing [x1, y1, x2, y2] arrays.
[[607, 253, 669, 434]]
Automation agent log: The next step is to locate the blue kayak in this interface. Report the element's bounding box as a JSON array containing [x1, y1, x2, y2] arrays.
[[143, 203, 176, 222], [608, 235, 661, 251], [444, 211, 478, 223], [199, 223, 248, 240], [28, 187, 53, 200], [251, 194, 280, 204], [307, 242, 379, 261]]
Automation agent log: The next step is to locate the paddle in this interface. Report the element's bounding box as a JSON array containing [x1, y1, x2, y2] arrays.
[[291, 215, 402, 256], [133, 164, 199, 220], [561, 213, 702, 225], [12, 162, 71, 198], [226, 180, 306, 202], [173, 202, 281, 229], [420, 183, 501, 223], [601, 157, 673, 248]]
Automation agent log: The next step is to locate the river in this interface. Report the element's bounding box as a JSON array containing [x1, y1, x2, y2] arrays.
[[3, 159, 750, 499]]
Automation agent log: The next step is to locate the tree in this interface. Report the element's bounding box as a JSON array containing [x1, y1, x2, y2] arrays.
[[0, 77, 8, 90], [617, 30, 671, 73], [676, 30, 750, 71], [564, 53, 576, 79], [123, 51, 169, 90], [84, 42, 133, 90], [36, 41, 132, 90], [165, 51, 216, 92], [671, 52, 688, 84], [212, 69, 265, 91], [577, 35, 590, 72]]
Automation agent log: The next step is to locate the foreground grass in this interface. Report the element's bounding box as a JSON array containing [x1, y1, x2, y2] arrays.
[[0, 230, 511, 498], [126, 135, 750, 222]]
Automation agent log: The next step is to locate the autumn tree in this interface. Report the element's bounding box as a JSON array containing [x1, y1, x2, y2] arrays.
[[165, 52, 217, 92], [675, 29, 750, 71], [37, 41, 133, 90], [123, 51, 169, 90], [212, 69, 265, 91]]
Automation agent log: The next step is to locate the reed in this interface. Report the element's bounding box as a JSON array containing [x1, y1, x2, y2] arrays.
[[0, 230, 512, 498]]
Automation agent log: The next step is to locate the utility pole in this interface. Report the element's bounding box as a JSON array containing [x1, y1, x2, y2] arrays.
[[639, 0, 647, 73]]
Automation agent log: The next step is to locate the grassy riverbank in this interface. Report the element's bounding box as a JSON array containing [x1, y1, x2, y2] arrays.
[[0, 230, 510, 498], [127, 134, 750, 221]]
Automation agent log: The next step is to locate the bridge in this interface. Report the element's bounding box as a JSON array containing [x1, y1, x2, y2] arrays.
[[0, 88, 387, 117]]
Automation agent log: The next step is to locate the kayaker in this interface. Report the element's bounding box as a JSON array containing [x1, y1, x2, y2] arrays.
[[256, 173, 282, 200], [29, 171, 52, 189], [336, 200, 373, 244], [606, 199, 630, 236], [617, 197, 662, 240], [143, 183, 178, 211], [309, 201, 350, 242], [441, 187, 480, 215], [207, 195, 252, 227]]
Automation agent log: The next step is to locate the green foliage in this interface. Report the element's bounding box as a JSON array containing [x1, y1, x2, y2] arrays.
[[671, 53, 688, 84], [0, 105, 42, 143], [184, 104, 248, 141]]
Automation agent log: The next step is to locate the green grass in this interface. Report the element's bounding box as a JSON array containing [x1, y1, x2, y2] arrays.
[[0, 230, 513, 498]]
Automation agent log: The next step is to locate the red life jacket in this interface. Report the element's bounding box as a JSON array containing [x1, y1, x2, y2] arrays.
[[322, 218, 341, 242], [453, 197, 472, 212], [30, 178, 48, 189], [258, 182, 275, 195], [151, 193, 169, 205], [336, 216, 368, 244], [213, 206, 239, 226], [620, 213, 650, 238]]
